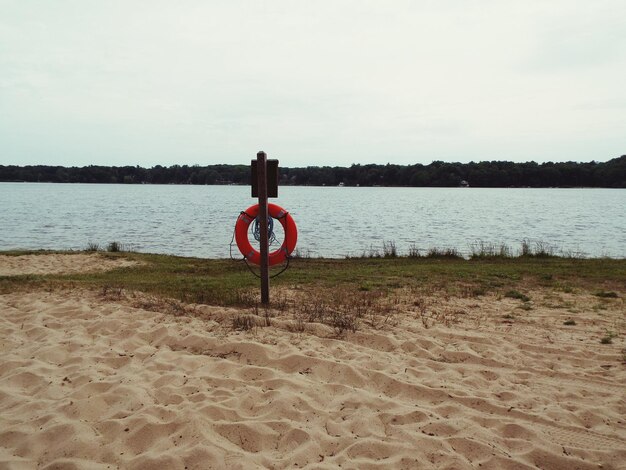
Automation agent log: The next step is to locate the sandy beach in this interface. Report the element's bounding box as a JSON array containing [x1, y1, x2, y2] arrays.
[[0, 253, 139, 277], [1, 254, 624, 469]]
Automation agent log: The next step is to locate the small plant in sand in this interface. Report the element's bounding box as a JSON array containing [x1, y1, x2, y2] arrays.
[[100, 285, 124, 300], [133, 295, 188, 316], [520, 239, 556, 258], [85, 242, 100, 252], [271, 292, 289, 312], [382, 240, 397, 258], [533, 241, 556, 258], [329, 310, 358, 335], [290, 286, 397, 336], [462, 286, 486, 297], [232, 314, 256, 331], [412, 295, 430, 327], [469, 241, 512, 259], [107, 241, 122, 252], [504, 290, 531, 302], [252, 303, 273, 327], [298, 297, 328, 324], [521, 239, 531, 257], [295, 299, 360, 335], [594, 291, 619, 299], [426, 247, 462, 259], [563, 319, 576, 326], [288, 313, 306, 333], [600, 330, 617, 344], [407, 243, 421, 258]]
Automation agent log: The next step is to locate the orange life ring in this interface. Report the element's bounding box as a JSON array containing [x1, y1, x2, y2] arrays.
[[235, 203, 298, 266]]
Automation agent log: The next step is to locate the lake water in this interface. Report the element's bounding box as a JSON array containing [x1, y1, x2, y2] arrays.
[[1, 183, 625, 259]]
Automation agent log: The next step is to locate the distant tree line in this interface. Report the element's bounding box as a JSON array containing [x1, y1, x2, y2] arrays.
[[1, 155, 624, 187]]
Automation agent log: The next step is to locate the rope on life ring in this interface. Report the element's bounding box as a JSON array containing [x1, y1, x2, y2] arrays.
[[234, 203, 298, 266]]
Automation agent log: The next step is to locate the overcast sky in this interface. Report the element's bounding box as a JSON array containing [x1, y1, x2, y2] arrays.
[[1, 0, 624, 168]]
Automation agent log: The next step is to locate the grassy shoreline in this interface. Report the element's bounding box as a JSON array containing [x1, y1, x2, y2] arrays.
[[1, 250, 624, 307]]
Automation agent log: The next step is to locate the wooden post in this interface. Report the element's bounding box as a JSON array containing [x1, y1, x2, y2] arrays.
[[256, 151, 270, 305]]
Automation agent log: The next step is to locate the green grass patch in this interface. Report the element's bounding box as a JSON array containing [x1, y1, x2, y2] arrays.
[[1, 251, 625, 309]]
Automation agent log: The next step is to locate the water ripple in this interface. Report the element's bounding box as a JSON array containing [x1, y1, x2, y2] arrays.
[[0, 183, 624, 258]]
